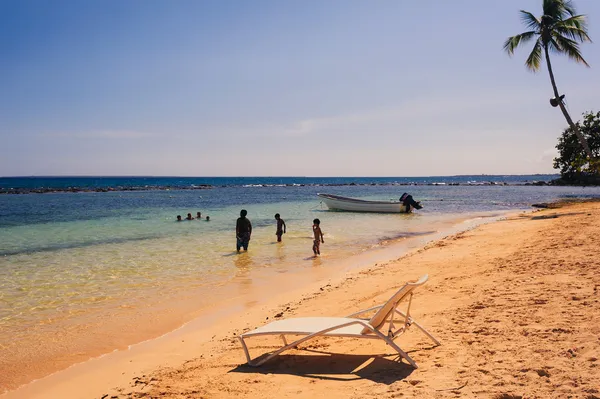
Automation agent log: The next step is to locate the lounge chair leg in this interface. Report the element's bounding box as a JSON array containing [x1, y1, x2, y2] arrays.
[[411, 321, 441, 346], [395, 310, 441, 346], [238, 336, 255, 366], [248, 334, 319, 366], [238, 332, 317, 367], [387, 340, 418, 368], [280, 334, 288, 346], [366, 326, 418, 368]]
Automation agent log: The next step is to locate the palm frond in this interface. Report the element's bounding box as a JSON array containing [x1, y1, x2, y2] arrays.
[[525, 39, 543, 71], [555, 15, 592, 42], [562, 0, 577, 16], [543, 0, 575, 19], [555, 24, 591, 42], [547, 36, 561, 53], [562, 14, 588, 30], [503, 31, 537, 55], [519, 10, 541, 31], [505, 0, 590, 71], [543, 0, 562, 19], [550, 36, 590, 66]]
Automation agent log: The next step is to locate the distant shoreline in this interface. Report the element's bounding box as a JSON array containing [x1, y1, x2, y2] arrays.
[[0, 180, 558, 194]]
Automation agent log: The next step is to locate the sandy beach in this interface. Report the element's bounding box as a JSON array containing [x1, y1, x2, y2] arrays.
[[4, 200, 599, 399]]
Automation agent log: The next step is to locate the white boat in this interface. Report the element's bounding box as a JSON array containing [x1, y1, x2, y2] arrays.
[[317, 193, 412, 213]]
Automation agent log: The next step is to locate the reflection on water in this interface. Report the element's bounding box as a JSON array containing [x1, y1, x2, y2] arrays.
[[233, 252, 254, 270], [233, 252, 254, 302], [0, 201, 524, 341], [275, 242, 286, 262], [311, 256, 323, 267]]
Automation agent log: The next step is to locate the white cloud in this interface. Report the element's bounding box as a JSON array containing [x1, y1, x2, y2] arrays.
[[217, 85, 565, 142], [39, 130, 155, 139]]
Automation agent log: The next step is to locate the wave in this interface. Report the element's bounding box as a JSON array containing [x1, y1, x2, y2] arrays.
[[0, 234, 163, 257], [0, 175, 560, 194], [377, 231, 437, 244]]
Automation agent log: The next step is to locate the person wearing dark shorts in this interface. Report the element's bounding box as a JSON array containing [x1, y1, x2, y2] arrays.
[[236, 209, 252, 252], [274, 213, 286, 242]]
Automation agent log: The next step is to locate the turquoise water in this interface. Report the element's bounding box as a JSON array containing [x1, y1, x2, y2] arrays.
[[2, 182, 600, 330], [0, 193, 445, 330], [2, 177, 600, 390]]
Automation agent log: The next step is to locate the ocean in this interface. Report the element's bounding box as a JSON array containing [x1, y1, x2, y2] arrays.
[[1, 175, 600, 391]]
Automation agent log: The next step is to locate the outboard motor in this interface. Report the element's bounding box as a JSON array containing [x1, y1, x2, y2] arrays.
[[400, 193, 422, 211]]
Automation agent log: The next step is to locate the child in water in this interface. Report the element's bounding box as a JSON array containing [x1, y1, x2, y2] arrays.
[[312, 218, 324, 256], [274, 213, 286, 242]]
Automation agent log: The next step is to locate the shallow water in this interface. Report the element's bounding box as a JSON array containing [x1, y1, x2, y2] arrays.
[[1, 178, 600, 391]]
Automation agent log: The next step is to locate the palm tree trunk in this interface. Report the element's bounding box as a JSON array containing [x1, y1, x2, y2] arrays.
[[543, 45, 593, 160]]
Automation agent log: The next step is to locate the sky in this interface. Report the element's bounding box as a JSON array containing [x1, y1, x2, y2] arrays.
[[1, 0, 599, 177]]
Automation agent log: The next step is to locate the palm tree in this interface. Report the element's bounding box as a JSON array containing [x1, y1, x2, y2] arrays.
[[504, 0, 593, 160]]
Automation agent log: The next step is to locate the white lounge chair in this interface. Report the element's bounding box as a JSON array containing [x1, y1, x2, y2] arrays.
[[238, 274, 440, 368]]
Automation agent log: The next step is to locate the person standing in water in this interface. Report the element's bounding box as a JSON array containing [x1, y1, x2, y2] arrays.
[[236, 209, 252, 252], [274, 213, 286, 242], [312, 218, 324, 256]]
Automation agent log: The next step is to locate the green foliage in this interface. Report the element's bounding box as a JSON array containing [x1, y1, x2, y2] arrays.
[[553, 111, 600, 183], [503, 0, 591, 71]]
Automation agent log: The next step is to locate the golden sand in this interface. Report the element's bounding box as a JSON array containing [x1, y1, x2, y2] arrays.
[[5, 201, 599, 399]]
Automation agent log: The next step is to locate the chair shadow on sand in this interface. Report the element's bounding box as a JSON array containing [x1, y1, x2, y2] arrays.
[[229, 348, 417, 384]]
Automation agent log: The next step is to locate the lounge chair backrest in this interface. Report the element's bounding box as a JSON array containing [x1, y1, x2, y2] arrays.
[[362, 274, 428, 334]]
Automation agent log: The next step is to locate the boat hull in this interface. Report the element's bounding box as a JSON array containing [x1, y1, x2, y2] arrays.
[[317, 193, 409, 213]]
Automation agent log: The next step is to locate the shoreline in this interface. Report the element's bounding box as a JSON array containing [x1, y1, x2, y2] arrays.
[[0, 181, 547, 195], [0, 176, 563, 195], [1, 210, 517, 397], [5, 201, 600, 398]]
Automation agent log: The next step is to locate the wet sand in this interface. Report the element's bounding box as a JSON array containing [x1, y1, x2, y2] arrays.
[[4, 201, 599, 398], [2, 210, 496, 393]]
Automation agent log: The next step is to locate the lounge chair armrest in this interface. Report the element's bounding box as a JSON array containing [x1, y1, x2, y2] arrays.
[[346, 305, 383, 318]]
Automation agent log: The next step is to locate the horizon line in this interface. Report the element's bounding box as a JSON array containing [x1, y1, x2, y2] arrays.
[[0, 173, 559, 179]]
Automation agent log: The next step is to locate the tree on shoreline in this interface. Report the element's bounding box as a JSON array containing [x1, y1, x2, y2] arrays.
[[503, 0, 594, 163], [553, 111, 600, 184]]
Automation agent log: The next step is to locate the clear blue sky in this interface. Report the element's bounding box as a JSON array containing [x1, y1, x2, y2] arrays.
[[1, 0, 598, 176]]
